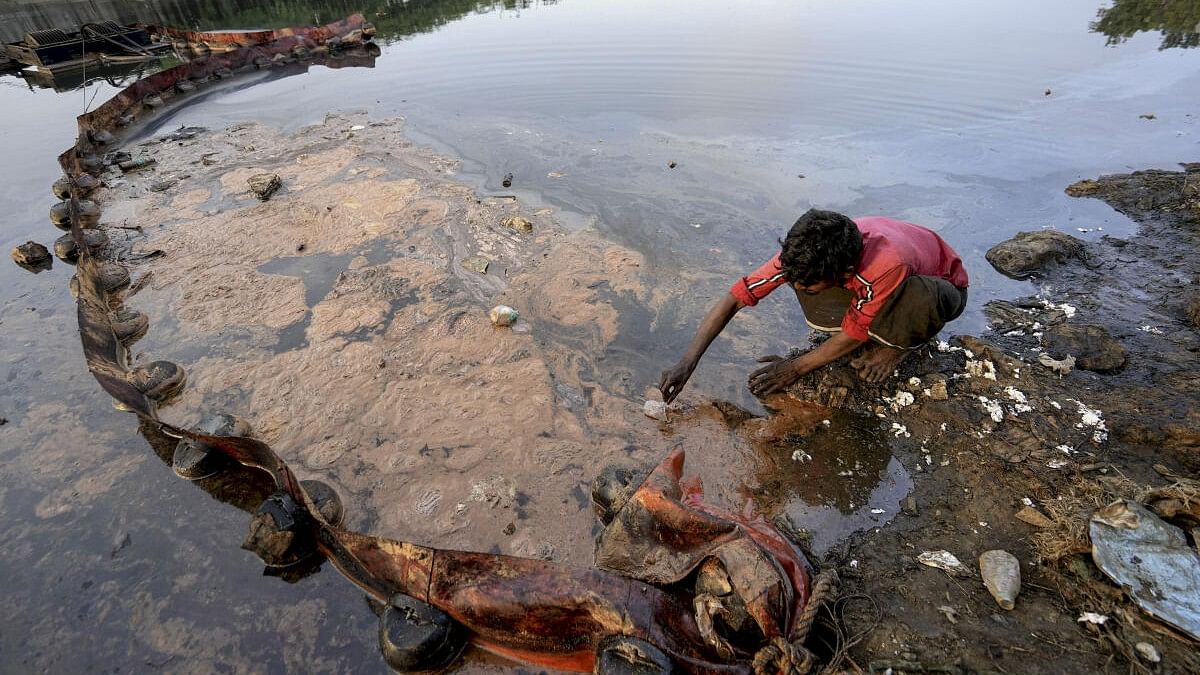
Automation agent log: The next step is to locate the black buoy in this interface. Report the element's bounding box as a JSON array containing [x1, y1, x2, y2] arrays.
[[594, 636, 675, 675], [172, 412, 249, 480], [378, 594, 467, 673], [241, 480, 344, 567], [242, 491, 313, 567]]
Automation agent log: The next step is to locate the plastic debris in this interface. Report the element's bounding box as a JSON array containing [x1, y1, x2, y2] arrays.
[[489, 305, 519, 327], [937, 605, 959, 624], [643, 400, 668, 420], [1134, 642, 1161, 663], [917, 550, 970, 577], [1090, 499, 1200, 640], [1039, 351, 1075, 376], [979, 550, 1021, 610], [1015, 506, 1054, 529]]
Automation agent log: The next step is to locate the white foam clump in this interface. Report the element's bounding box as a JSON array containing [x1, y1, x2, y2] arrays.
[[891, 423, 911, 438], [979, 396, 1005, 423], [1139, 325, 1164, 335], [884, 390, 915, 412], [936, 340, 965, 353], [1004, 387, 1027, 404], [1068, 398, 1108, 443], [1040, 298, 1077, 318], [965, 359, 997, 381]]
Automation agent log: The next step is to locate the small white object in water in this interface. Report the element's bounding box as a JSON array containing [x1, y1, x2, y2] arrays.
[[1040, 298, 1077, 318], [1078, 612, 1109, 625], [908, 376, 922, 388], [870, 508, 885, 514], [349, 125, 365, 131], [821, 419, 831, 426], [1057, 444, 1073, 454], [1139, 325, 1164, 335], [489, 305, 519, 327], [791, 449, 812, 462], [1022, 497, 1034, 506], [891, 423, 910, 438], [1048, 459, 1070, 469], [643, 400, 668, 420]]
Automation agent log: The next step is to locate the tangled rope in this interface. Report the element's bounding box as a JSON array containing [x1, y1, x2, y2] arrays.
[[752, 568, 841, 674]]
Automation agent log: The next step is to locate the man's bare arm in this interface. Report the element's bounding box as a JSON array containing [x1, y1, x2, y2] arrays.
[[748, 331, 866, 396], [659, 293, 744, 403]]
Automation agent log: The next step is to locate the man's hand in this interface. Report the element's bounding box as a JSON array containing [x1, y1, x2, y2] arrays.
[[747, 354, 803, 397], [659, 359, 697, 403]]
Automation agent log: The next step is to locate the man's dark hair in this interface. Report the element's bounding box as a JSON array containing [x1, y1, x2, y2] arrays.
[[778, 209, 863, 285]]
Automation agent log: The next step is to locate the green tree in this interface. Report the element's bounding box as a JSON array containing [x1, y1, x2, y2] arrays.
[[1092, 0, 1200, 49]]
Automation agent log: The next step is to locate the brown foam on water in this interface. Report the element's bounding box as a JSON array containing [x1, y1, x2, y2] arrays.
[[101, 112, 905, 569]]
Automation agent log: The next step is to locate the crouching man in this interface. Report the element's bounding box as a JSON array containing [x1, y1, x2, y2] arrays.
[[660, 209, 969, 401]]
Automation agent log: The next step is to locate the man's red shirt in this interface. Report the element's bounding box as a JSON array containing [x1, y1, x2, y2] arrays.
[[729, 217, 969, 341]]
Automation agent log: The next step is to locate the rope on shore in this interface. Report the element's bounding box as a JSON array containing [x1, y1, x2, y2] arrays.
[[752, 568, 841, 674]]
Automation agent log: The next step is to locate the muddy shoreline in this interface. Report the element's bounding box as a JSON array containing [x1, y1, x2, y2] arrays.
[[805, 164, 1200, 674], [32, 97, 1199, 672]]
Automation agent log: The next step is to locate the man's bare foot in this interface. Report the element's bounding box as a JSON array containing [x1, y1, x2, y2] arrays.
[[850, 344, 911, 383]]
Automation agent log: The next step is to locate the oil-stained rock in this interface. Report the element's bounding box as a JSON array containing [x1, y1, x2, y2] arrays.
[[985, 231, 1084, 279], [11, 241, 50, 269], [1042, 324, 1126, 372], [247, 173, 282, 201]]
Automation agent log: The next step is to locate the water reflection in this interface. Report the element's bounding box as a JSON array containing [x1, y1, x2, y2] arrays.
[[1093, 0, 1200, 49], [0, 0, 559, 45]]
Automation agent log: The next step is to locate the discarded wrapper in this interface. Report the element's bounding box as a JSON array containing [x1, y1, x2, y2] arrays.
[[917, 550, 970, 577]]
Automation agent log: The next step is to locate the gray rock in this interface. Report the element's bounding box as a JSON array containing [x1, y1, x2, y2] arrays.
[[985, 231, 1084, 279], [1042, 324, 1126, 372], [462, 255, 490, 274], [247, 173, 282, 201]]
